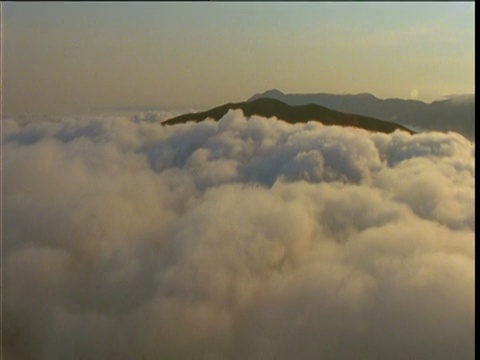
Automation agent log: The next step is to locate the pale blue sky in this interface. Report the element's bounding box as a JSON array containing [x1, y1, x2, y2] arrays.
[[3, 2, 475, 116]]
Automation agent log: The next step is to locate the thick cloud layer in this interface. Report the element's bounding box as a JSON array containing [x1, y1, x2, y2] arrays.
[[3, 110, 475, 359]]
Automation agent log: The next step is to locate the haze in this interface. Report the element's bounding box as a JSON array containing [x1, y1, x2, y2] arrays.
[[2, 2, 475, 116]]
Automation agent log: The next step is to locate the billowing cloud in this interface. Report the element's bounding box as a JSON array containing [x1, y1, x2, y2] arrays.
[[3, 110, 474, 359]]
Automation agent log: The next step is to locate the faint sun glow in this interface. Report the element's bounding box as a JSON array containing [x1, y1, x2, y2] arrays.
[[410, 88, 419, 99]]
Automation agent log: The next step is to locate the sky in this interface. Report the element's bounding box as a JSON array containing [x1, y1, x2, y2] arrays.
[[2, 2, 475, 116]]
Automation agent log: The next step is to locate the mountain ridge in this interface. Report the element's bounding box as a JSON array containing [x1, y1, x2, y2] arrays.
[[163, 97, 414, 135], [248, 89, 475, 140]]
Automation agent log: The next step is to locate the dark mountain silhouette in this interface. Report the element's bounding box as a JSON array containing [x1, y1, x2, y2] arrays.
[[248, 89, 475, 140], [163, 97, 414, 135]]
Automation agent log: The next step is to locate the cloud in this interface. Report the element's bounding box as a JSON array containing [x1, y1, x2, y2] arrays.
[[3, 110, 475, 359], [131, 109, 196, 124]]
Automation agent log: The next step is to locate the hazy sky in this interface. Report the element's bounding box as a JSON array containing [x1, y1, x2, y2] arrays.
[[2, 2, 475, 116]]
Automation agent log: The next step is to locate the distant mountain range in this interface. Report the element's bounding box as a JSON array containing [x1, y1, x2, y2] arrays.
[[163, 97, 414, 135], [249, 89, 475, 140]]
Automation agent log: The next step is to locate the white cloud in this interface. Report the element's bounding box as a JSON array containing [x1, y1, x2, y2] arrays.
[[3, 109, 475, 359]]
